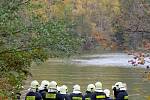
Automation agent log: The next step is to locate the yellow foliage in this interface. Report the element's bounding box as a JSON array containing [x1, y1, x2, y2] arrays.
[[27, 0, 121, 20], [73, 0, 85, 15], [63, 0, 70, 4], [49, 0, 74, 18], [27, 0, 121, 49], [51, 4, 65, 17], [111, 0, 120, 15], [101, 0, 109, 5], [27, 0, 49, 22]]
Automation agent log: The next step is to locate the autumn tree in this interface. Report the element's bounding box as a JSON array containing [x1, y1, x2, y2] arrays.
[[113, 0, 150, 51], [69, 0, 121, 50]]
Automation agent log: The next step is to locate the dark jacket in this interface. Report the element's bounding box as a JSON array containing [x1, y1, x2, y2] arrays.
[[83, 91, 93, 100], [105, 97, 113, 100], [70, 93, 83, 100], [25, 91, 42, 100], [39, 89, 48, 99], [116, 90, 128, 100], [42, 91, 58, 100], [112, 87, 120, 99], [91, 91, 106, 100], [57, 93, 71, 100]]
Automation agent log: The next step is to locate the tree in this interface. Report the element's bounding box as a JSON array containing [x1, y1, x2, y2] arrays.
[[70, 0, 121, 50], [0, 0, 82, 97], [113, 0, 150, 51]]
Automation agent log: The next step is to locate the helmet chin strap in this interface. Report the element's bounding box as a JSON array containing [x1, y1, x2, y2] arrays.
[[36, 88, 39, 92]]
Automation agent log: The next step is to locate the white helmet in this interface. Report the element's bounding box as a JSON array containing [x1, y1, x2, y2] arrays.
[[62, 85, 68, 92], [73, 84, 80, 91], [30, 80, 39, 89], [119, 83, 127, 91], [87, 84, 95, 92], [104, 89, 110, 97], [60, 85, 68, 94], [40, 80, 49, 90], [57, 86, 61, 92], [49, 81, 57, 89], [95, 82, 102, 90], [115, 82, 123, 90]]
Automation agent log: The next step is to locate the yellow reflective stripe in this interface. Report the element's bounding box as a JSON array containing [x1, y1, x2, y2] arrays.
[[96, 95, 105, 99], [124, 96, 128, 99], [46, 93, 56, 99], [72, 97, 82, 100], [26, 96, 35, 100], [85, 98, 91, 100]]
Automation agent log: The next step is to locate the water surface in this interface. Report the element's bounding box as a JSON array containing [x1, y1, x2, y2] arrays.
[[23, 53, 150, 100]]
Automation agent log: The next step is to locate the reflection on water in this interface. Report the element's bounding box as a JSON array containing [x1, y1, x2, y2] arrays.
[[22, 59, 150, 100]]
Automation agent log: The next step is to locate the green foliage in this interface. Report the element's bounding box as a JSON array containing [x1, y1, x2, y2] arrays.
[[0, 0, 82, 96]]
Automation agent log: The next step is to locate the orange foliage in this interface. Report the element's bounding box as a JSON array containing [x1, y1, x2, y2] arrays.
[[63, 0, 70, 4], [91, 31, 114, 50], [143, 41, 150, 50], [91, 23, 117, 50]]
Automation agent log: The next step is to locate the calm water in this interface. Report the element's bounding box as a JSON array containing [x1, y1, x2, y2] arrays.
[[23, 54, 150, 100]]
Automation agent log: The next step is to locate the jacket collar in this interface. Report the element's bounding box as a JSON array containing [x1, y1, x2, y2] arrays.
[[95, 89, 103, 92], [73, 90, 81, 94]]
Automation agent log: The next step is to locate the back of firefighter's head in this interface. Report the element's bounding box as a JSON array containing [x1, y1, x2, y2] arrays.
[[30, 80, 39, 89], [115, 82, 123, 90], [95, 82, 102, 90], [63, 85, 68, 92], [73, 84, 80, 91], [41, 80, 49, 89], [60, 85, 68, 94], [87, 84, 95, 92], [119, 83, 127, 91], [49, 81, 57, 89]]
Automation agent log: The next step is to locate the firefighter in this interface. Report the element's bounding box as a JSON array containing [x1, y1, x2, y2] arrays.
[[83, 84, 95, 100], [116, 83, 128, 100], [25, 80, 42, 100], [112, 82, 123, 99], [57, 85, 70, 100], [39, 80, 50, 99], [91, 82, 106, 100], [42, 81, 58, 100], [70, 84, 83, 100]]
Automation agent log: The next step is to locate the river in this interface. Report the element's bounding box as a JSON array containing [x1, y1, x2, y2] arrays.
[[22, 53, 150, 100]]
